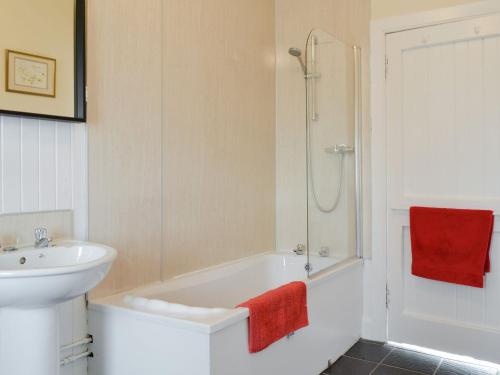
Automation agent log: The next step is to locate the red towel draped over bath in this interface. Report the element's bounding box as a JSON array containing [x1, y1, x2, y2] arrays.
[[410, 206, 494, 288], [237, 281, 309, 353]]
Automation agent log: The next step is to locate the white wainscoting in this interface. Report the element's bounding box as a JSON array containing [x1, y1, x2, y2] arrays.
[[402, 221, 500, 331], [0, 115, 88, 239], [387, 209, 500, 362], [0, 115, 88, 375], [383, 11, 500, 362]]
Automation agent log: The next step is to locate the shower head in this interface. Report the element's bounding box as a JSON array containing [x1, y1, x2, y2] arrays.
[[288, 47, 306, 75], [288, 47, 302, 57]]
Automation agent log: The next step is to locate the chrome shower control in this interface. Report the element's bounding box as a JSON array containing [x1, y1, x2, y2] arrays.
[[293, 244, 306, 255], [319, 246, 330, 257], [325, 144, 354, 155]]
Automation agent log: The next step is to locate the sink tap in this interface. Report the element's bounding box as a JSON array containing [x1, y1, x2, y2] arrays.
[[34, 228, 52, 248]]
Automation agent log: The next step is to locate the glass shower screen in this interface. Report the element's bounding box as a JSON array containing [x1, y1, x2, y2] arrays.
[[305, 29, 361, 276]]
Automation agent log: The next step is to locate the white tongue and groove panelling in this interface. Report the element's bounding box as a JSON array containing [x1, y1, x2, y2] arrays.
[[0, 115, 87, 238], [387, 16, 500, 210], [386, 12, 500, 362]]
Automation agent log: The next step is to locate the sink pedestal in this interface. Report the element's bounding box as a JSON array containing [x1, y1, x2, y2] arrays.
[[0, 306, 60, 375], [0, 241, 117, 374]]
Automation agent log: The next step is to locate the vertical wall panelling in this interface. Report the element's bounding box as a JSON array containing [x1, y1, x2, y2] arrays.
[[21, 118, 40, 212], [87, 0, 163, 297], [1, 116, 22, 213], [39, 121, 57, 210], [0, 116, 87, 225], [56, 122, 73, 210], [383, 13, 500, 362], [162, 0, 276, 278], [72, 123, 88, 240]]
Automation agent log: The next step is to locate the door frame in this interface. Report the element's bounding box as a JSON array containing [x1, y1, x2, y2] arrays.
[[365, 0, 500, 342]]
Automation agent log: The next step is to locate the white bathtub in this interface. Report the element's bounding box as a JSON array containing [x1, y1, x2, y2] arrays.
[[88, 252, 363, 375]]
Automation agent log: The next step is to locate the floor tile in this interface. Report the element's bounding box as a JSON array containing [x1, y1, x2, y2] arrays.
[[436, 360, 498, 375], [372, 365, 428, 375], [323, 356, 377, 375], [360, 338, 389, 346], [382, 349, 441, 374], [345, 341, 394, 363]]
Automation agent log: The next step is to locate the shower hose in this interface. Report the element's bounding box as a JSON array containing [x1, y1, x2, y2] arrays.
[[307, 124, 345, 214]]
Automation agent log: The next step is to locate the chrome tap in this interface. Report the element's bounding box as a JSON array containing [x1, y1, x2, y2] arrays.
[[34, 228, 52, 248], [319, 246, 330, 257], [293, 244, 306, 255]]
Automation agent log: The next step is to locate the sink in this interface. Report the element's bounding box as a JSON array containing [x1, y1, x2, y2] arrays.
[[0, 240, 117, 375]]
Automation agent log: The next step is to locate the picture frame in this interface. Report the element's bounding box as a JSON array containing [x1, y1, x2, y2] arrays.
[[6, 50, 56, 98], [0, 0, 86, 123]]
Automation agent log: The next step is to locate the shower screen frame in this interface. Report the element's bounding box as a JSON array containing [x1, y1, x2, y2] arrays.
[[303, 29, 363, 278]]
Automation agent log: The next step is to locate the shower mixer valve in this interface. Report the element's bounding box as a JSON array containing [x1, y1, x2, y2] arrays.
[[325, 144, 354, 155], [319, 247, 330, 257]]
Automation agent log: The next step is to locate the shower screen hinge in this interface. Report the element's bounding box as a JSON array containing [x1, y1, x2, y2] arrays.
[[385, 284, 390, 308], [385, 56, 389, 79]]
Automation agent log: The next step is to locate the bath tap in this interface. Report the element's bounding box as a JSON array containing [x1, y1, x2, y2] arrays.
[[34, 228, 52, 248], [319, 247, 330, 257], [293, 244, 305, 255]]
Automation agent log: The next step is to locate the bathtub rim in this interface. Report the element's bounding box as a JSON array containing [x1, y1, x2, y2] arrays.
[[89, 253, 362, 334]]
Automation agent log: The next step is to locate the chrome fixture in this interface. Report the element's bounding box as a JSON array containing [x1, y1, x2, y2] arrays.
[[293, 244, 306, 255], [308, 35, 318, 121], [309, 141, 347, 214], [292, 34, 349, 214], [60, 351, 93, 367], [34, 228, 52, 248], [60, 335, 94, 367], [289, 39, 320, 120], [319, 246, 330, 257], [325, 144, 355, 155], [288, 47, 306, 75], [60, 335, 93, 352], [353, 45, 363, 259]]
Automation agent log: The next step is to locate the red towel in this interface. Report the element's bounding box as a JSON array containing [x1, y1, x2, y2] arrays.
[[410, 206, 494, 288], [237, 281, 309, 353]]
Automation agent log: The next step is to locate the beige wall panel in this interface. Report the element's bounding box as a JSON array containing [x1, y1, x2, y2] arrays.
[[87, 0, 163, 297], [371, 0, 482, 19], [162, 0, 276, 277]]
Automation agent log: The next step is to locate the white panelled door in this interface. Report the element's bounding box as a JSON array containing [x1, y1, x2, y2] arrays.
[[386, 13, 500, 363]]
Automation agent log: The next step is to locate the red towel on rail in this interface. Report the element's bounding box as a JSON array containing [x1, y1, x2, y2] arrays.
[[410, 206, 494, 288], [237, 281, 309, 353]]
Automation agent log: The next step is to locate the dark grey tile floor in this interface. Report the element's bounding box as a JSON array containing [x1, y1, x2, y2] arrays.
[[320, 340, 498, 375]]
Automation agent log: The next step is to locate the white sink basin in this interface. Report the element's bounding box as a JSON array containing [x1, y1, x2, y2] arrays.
[[0, 241, 116, 308], [0, 240, 117, 375]]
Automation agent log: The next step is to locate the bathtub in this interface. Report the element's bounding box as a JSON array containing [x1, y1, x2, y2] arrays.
[[88, 252, 363, 375]]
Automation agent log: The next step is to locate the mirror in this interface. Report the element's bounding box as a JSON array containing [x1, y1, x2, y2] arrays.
[[0, 0, 85, 122]]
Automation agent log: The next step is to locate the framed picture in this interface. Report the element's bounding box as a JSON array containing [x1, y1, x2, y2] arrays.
[[5, 50, 56, 98]]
